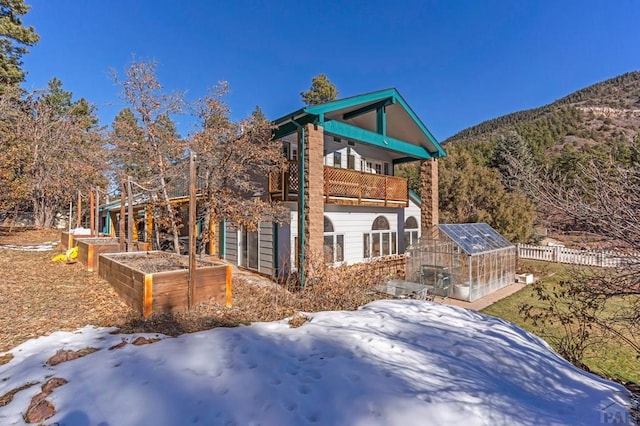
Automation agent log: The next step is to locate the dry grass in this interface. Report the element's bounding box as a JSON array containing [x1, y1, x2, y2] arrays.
[[0, 228, 138, 353], [1, 229, 395, 352]]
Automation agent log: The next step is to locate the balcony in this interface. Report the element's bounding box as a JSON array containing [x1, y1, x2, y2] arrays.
[[269, 161, 408, 207]]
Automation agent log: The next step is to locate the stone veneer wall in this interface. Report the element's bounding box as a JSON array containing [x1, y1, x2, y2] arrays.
[[302, 124, 325, 276], [420, 158, 439, 235]]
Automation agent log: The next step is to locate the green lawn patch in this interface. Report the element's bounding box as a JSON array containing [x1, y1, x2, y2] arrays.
[[482, 260, 639, 384]]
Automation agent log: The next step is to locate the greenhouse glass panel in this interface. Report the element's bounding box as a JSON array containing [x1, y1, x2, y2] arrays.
[[404, 224, 516, 302]]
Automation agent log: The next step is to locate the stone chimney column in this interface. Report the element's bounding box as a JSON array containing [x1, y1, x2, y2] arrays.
[[300, 123, 324, 277], [420, 158, 439, 235]]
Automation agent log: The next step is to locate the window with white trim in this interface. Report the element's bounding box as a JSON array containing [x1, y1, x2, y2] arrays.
[[363, 216, 397, 258], [333, 151, 342, 168], [404, 216, 419, 249], [323, 216, 344, 263]]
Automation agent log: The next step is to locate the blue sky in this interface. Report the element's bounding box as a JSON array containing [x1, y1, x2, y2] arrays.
[[21, 0, 640, 140]]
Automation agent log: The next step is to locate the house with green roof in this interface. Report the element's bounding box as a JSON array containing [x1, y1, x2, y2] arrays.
[[222, 88, 446, 284]]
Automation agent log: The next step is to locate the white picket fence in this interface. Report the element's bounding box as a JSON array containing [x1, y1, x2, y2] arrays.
[[517, 244, 638, 268]]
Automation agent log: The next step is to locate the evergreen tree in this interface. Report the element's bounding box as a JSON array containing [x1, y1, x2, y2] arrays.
[[110, 108, 148, 181], [300, 74, 338, 106], [490, 131, 536, 191], [439, 146, 535, 243], [0, 0, 39, 89]]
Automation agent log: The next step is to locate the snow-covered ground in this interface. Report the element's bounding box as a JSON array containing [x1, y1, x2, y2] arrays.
[[0, 300, 635, 425]]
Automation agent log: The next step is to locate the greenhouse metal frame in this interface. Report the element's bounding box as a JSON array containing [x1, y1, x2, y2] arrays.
[[405, 223, 516, 302]]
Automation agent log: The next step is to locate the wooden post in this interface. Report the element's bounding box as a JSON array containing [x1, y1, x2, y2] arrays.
[[225, 264, 232, 308], [208, 218, 216, 257], [89, 190, 95, 237], [324, 168, 329, 202], [145, 205, 153, 250], [76, 190, 82, 228], [95, 188, 100, 237], [109, 211, 116, 236], [119, 182, 125, 251], [127, 176, 134, 252], [68, 200, 72, 249], [187, 151, 197, 309], [281, 167, 286, 199]]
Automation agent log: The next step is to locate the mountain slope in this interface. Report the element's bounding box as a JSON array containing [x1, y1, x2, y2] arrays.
[[444, 71, 640, 159]]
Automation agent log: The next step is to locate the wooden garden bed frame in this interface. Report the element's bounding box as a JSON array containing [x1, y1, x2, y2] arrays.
[[98, 251, 231, 317], [59, 231, 93, 251], [75, 238, 149, 272]]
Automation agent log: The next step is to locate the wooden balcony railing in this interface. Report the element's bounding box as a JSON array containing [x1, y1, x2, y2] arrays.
[[269, 161, 408, 207]]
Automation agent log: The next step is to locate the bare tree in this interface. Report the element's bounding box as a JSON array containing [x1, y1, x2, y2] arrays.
[[517, 149, 640, 363], [0, 81, 106, 227], [190, 84, 288, 254], [112, 60, 185, 253]]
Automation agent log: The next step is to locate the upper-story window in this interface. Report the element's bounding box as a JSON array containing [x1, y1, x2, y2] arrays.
[[333, 151, 342, 168], [363, 215, 397, 259]]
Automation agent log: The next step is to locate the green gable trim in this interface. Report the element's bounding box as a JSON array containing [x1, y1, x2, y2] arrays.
[[305, 88, 398, 116], [392, 92, 446, 158], [376, 105, 386, 136], [409, 189, 422, 206], [273, 114, 317, 139], [273, 107, 307, 125], [321, 120, 433, 160], [342, 97, 394, 121], [273, 88, 446, 158]]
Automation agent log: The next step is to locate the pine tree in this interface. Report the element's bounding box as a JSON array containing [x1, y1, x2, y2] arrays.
[[0, 0, 39, 89], [490, 131, 535, 191], [300, 74, 338, 106]]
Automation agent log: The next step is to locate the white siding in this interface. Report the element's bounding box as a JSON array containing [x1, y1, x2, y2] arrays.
[[322, 136, 394, 173], [289, 205, 401, 266], [405, 198, 422, 236], [290, 210, 298, 270], [324, 206, 399, 264]]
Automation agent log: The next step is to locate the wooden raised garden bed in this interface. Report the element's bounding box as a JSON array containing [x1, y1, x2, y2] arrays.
[[75, 238, 149, 272], [98, 251, 231, 317], [60, 231, 92, 251]]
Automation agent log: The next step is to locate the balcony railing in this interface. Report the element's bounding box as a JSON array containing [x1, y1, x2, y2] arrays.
[[269, 161, 408, 207]]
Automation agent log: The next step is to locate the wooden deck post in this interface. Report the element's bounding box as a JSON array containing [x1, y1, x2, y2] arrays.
[[76, 190, 82, 228], [127, 176, 134, 251], [119, 182, 125, 251], [89, 190, 95, 236], [187, 151, 197, 310], [324, 168, 329, 202], [145, 205, 153, 249]]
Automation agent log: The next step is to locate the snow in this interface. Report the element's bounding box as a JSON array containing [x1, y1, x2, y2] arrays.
[[0, 242, 56, 251], [0, 300, 634, 425]]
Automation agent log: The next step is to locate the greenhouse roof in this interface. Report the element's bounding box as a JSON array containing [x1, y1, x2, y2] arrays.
[[438, 223, 514, 255]]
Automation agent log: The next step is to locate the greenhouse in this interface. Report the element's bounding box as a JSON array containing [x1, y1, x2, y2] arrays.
[[405, 223, 516, 302]]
